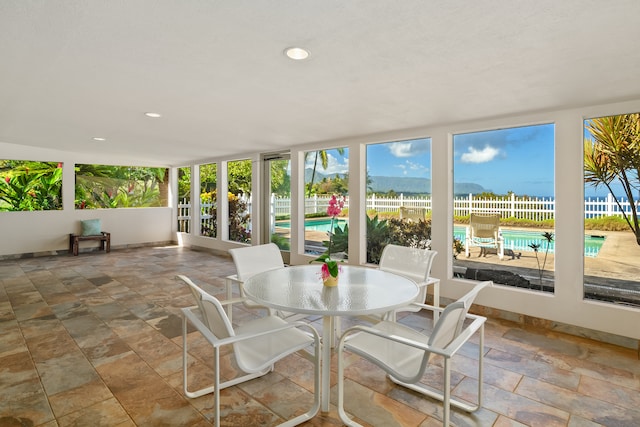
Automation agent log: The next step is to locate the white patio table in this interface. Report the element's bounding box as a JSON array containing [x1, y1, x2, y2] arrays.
[[243, 264, 419, 413]]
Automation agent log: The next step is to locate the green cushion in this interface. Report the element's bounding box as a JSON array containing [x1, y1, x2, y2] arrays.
[[81, 219, 102, 236]]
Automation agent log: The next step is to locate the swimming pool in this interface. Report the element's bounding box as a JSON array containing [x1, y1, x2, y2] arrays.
[[453, 227, 605, 257], [277, 219, 348, 233], [277, 220, 605, 257]]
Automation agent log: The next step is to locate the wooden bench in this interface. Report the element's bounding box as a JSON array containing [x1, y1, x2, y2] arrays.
[[69, 232, 111, 256]]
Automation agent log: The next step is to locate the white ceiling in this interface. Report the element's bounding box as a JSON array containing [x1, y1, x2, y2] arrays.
[[2, 1, 640, 166]]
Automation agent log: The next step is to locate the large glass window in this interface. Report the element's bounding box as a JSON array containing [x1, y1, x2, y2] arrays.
[[303, 148, 349, 256], [177, 167, 191, 233], [583, 112, 640, 307], [365, 138, 432, 264], [453, 124, 555, 292], [200, 163, 217, 237], [1, 160, 63, 211], [227, 159, 252, 244], [266, 155, 291, 250], [75, 165, 168, 209]]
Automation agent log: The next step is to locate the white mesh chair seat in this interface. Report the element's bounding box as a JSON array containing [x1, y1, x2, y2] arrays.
[[233, 316, 313, 373], [337, 281, 491, 426], [377, 244, 439, 319], [227, 243, 304, 321], [178, 275, 320, 427]]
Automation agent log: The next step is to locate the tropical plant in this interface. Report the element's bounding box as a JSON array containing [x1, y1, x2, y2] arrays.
[[388, 218, 432, 249], [75, 164, 167, 209], [269, 159, 290, 197], [0, 161, 62, 211], [305, 149, 346, 197], [366, 215, 390, 264], [452, 236, 465, 259], [227, 159, 252, 194], [528, 231, 554, 288], [271, 233, 290, 250], [199, 191, 251, 243], [584, 113, 640, 245]]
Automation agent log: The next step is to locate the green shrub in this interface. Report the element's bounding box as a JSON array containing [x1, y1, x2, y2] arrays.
[[585, 216, 630, 231], [271, 233, 290, 250], [200, 191, 251, 242], [388, 218, 432, 249], [366, 215, 391, 264]]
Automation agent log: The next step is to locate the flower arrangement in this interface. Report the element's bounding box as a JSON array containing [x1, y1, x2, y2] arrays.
[[313, 194, 345, 285]]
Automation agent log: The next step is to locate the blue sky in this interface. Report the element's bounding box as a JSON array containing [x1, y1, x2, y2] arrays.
[[304, 123, 624, 199], [453, 124, 555, 197]]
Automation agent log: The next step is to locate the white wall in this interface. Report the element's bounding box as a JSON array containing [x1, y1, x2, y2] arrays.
[[0, 142, 173, 256], [0, 207, 173, 256]]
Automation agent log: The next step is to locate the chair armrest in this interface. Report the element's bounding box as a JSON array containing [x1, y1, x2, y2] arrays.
[[218, 297, 250, 307], [409, 302, 444, 313], [341, 313, 486, 359], [182, 307, 319, 348], [442, 314, 486, 356], [341, 324, 446, 356], [218, 320, 320, 348]]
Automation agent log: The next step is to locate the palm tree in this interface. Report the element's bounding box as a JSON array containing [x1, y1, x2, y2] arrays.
[[584, 113, 640, 245], [305, 149, 345, 197]]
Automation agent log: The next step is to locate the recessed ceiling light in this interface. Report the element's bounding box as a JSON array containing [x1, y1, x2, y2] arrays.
[[92, 137, 106, 141], [144, 112, 162, 118], [284, 47, 309, 60]]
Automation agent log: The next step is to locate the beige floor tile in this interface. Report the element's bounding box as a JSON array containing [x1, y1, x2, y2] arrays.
[[1, 246, 639, 426]]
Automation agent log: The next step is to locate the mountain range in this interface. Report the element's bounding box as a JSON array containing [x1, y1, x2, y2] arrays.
[[369, 176, 486, 195], [304, 169, 487, 195]]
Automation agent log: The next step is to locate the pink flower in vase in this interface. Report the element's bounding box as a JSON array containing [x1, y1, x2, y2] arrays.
[[312, 194, 345, 281]]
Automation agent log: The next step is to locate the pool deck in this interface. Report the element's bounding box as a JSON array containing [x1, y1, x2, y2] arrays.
[[279, 224, 639, 293], [455, 229, 640, 294]]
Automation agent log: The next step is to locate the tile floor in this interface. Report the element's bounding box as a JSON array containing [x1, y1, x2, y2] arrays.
[[1, 245, 639, 426]]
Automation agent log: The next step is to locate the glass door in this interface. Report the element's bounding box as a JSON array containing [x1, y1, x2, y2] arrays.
[[262, 152, 291, 263]]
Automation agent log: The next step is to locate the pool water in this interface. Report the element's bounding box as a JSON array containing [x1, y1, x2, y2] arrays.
[[278, 219, 348, 233], [453, 227, 605, 257], [277, 220, 605, 257]]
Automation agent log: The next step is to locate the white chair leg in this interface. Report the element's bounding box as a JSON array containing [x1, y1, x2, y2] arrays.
[[279, 330, 322, 427], [443, 358, 451, 426], [225, 276, 234, 322], [337, 340, 363, 427], [433, 279, 441, 322]]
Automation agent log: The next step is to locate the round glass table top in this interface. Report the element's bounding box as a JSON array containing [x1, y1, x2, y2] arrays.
[[243, 265, 419, 316]]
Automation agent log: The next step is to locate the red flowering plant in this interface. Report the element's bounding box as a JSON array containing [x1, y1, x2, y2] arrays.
[[313, 194, 345, 280]]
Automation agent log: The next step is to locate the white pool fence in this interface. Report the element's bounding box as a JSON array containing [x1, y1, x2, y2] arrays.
[[177, 193, 638, 233]]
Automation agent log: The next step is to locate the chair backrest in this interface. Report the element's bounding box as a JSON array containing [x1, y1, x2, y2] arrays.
[[229, 243, 284, 281], [428, 280, 491, 349], [399, 206, 426, 222], [177, 275, 234, 340], [470, 213, 500, 239], [379, 244, 437, 284]]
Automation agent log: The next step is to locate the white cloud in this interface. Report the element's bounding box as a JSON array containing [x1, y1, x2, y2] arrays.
[[305, 151, 349, 175], [395, 164, 407, 175], [388, 140, 430, 158], [460, 146, 500, 163], [393, 160, 429, 176]]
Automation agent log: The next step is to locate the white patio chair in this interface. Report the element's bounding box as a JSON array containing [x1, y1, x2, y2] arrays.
[[399, 206, 427, 221], [377, 244, 440, 320], [337, 281, 491, 426], [226, 243, 299, 321], [178, 275, 320, 427], [465, 213, 504, 260]]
